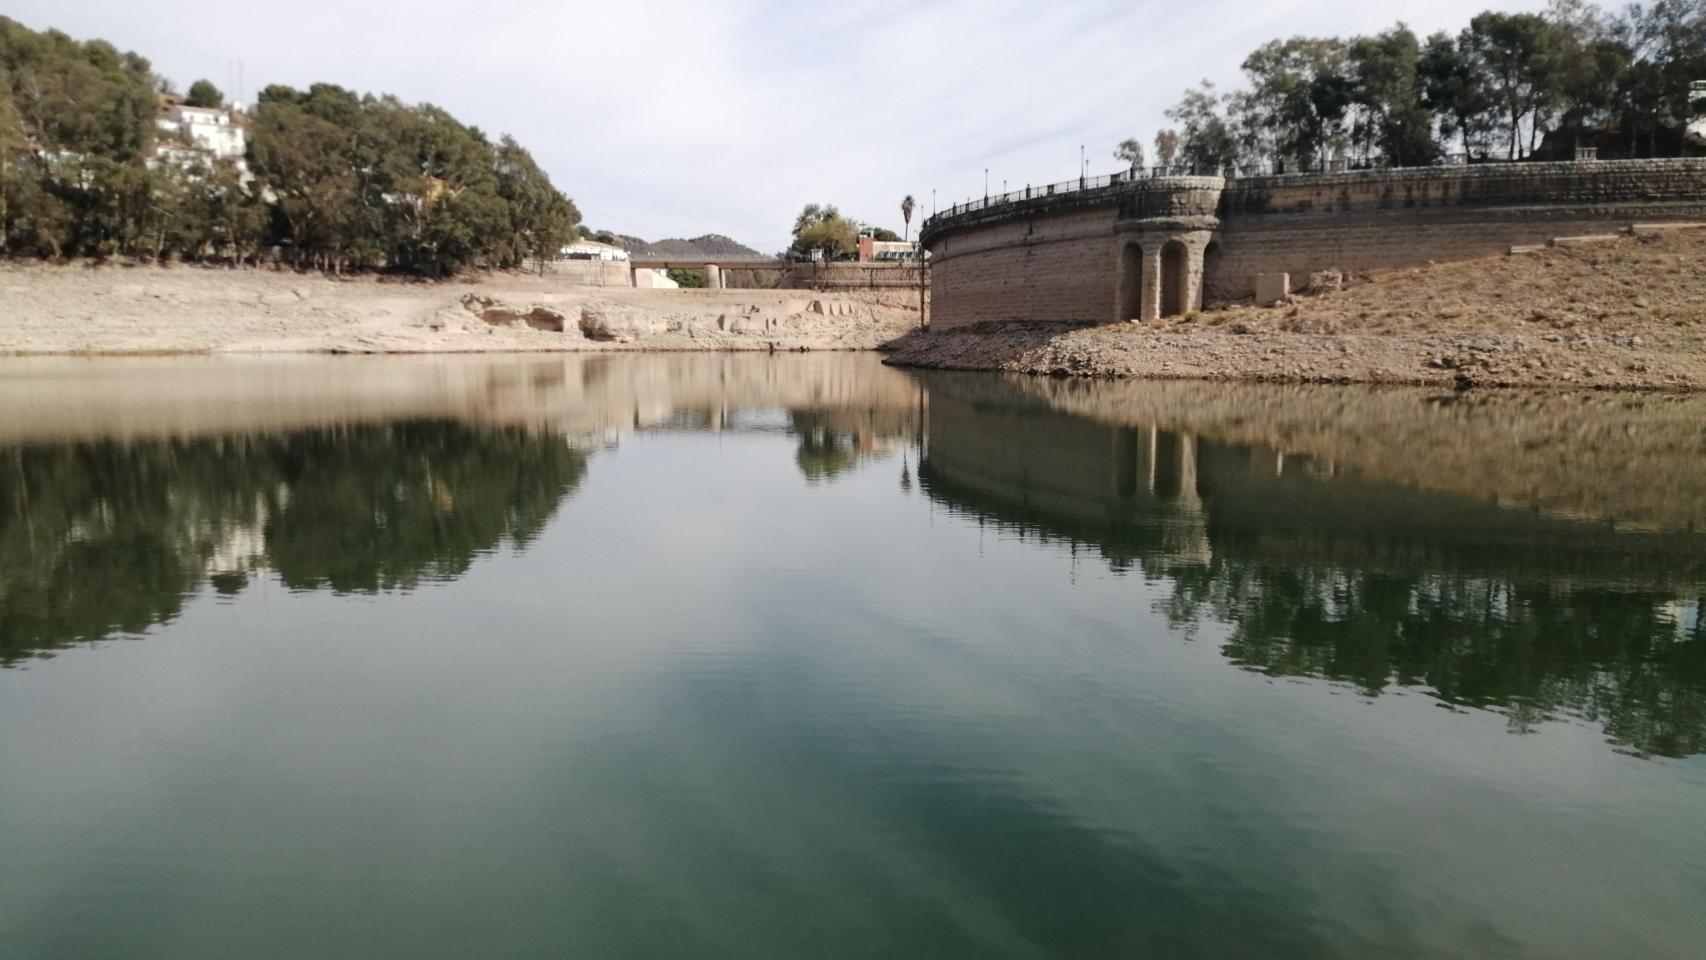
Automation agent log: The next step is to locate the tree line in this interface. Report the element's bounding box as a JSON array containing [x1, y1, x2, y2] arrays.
[[1116, 0, 1706, 175], [787, 203, 909, 260], [0, 17, 582, 275]]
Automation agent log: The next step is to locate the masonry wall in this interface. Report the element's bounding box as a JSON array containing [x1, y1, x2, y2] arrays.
[[541, 259, 633, 286], [720, 267, 790, 289], [928, 208, 1117, 330], [721, 263, 923, 291], [1209, 159, 1706, 299], [924, 158, 1706, 324]]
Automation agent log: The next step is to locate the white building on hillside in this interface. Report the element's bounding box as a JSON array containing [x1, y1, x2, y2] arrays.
[[559, 239, 631, 261], [153, 100, 250, 176]]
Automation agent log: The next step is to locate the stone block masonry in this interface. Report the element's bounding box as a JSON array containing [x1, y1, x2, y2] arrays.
[[920, 158, 1706, 331], [1255, 274, 1289, 306]]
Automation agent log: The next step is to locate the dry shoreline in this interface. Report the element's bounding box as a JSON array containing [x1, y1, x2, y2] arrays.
[[6, 229, 1705, 392], [887, 229, 1706, 392], [881, 325, 1706, 391], [0, 262, 920, 356]]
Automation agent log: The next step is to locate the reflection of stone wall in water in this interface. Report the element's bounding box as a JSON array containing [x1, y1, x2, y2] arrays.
[[917, 374, 1706, 758], [996, 376, 1706, 536], [920, 390, 1211, 567], [0, 424, 589, 664]]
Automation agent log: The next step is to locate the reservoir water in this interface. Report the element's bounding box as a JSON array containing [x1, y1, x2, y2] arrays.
[[1, 353, 1703, 959]]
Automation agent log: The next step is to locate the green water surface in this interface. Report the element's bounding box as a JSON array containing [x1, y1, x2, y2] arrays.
[[1, 353, 1702, 959]]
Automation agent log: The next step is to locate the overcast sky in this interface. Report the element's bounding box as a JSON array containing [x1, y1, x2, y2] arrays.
[[11, 0, 1546, 253]]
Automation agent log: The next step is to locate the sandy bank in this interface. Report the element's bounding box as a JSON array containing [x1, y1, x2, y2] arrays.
[[889, 229, 1706, 391], [0, 263, 921, 355]]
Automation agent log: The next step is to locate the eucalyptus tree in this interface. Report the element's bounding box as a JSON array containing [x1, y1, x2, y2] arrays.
[[249, 93, 360, 268], [1347, 26, 1439, 166], [495, 135, 581, 272], [1460, 12, 1560, 158], [1113, 138, 1146, 172], [1236, 37, 1354, 171], [1420, 31, 1496, 158], [1164, 81, 1239, 173], [1153, 129, 1180, 170], [1616, 0, 1706, 155]]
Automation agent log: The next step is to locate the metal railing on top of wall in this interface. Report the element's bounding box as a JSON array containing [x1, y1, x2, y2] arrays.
[[918, 152, 1571, 229]]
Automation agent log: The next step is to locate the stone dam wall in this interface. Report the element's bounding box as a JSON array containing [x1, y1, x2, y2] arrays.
[[919, 159, 1706, 330], [720, 262, 922, 291]]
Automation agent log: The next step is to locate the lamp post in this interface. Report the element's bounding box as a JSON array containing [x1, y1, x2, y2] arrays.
[[984, 168, 989, 200], [1080, 144, 1086, 185]]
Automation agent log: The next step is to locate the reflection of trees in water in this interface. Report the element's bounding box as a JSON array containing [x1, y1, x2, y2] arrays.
[[0, 423, 587, 665], [794, 428, 862, 482], [263, 423, 583, 593], [789, 411, 898, 483], [1160, 563, 1706, 759], [919, 459, 1706, 759]]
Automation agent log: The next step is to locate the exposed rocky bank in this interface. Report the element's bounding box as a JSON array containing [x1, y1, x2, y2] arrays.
[[888, 228, 1706, 391], [0, 264, 920, 355]]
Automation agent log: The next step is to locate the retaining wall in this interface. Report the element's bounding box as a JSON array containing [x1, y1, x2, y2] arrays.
[[722, 263, 922, 291], [927, 208, 1120, 328], [541, 259, 632, 286], [922, 158, 1706, 330]]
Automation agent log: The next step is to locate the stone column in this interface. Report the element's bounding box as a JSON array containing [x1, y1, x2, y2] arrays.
[[1186, 242, 1206, 314], [1141, 247, 1163, 322], [704, 264, 722, 289]]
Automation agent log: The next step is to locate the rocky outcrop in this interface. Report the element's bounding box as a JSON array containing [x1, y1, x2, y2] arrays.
[[578, 302, 669, 341], [461, 294, 567, 332]]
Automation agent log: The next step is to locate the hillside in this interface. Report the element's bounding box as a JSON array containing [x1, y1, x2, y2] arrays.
[[609, 234, 769, 260], [887, 227, 1706, 391]]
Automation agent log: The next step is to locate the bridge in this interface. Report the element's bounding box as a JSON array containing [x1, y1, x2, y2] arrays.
[[627, 258, 783, 270], [625, 258, 921, 291], [625, 258, 787, 289]]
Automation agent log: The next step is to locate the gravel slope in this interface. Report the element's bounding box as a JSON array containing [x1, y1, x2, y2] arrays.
[[888, 228, 1706, 391]]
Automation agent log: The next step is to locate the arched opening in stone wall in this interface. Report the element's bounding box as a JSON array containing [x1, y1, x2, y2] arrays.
[[1115, 243, 1143, 322], [1160, 240, 1190, 317], [1202, 240, 1223, 308]]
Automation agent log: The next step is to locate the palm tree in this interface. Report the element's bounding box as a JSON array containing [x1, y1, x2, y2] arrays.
[[900, 195, 916, 244]]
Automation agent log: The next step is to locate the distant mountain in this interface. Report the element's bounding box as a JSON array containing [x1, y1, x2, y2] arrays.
[[604, 233, 770, 261]]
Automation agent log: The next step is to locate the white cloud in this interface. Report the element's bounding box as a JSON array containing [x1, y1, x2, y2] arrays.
[[7, 0, 1547, 252]]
